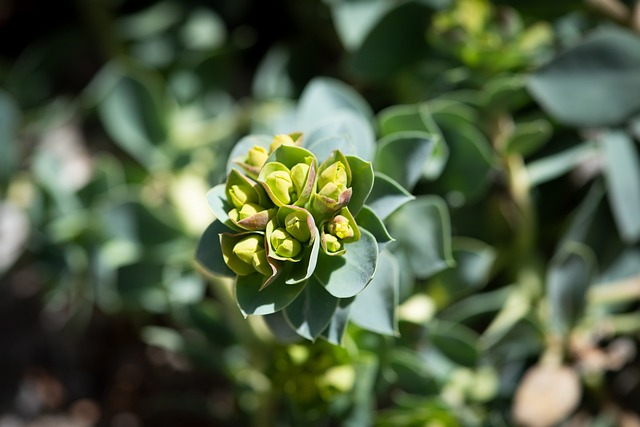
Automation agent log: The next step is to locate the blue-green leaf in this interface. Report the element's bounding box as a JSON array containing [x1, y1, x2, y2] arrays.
[[304, 110, 376, 161], [346, 155, 374, 216], [284, 276, 339, 340], [527, 26, 640, 127], [324, 0, 392, 51], [314, 228, 378, 298], [356, 205, 394, 245], [195, 220, 235, 277], [386, 195, 454, 278], [365, 172, 414, 221], [601, 130, 640, 243], [297, 77, 374, 130], [427, 320, 480, 367], [547, 243, 596, 335], [321, 297, 354, 345], [350, 250, 399, 336], [226, 134, 273, 175], [0, 90, 20, 185], [235, 272, 305, 317], [263, 311, 303, 343], [96, 70, 168, 169], [374, 131, 436, 191]]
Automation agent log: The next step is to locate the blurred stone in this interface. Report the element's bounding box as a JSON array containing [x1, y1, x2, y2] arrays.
[[512, 364, 581, 427]]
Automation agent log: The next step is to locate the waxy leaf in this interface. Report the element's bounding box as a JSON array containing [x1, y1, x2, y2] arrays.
[[305, 110, 376, 161], [314, 228, 378, 298], [547, 243, 596, 335], [206, 184, 238, 229], [350, 250, 399, 336], [345, 155, 374, 216], [527, 26, 640, 127], [601, 130, 640, 243], [195, 220, 235, 277], [284, 276, 340, 340], [235, 272, 305, 317], [321, 297, 354, 345], [365, 172, 414, 221], [378, 103, 448, 179], [227, 134, 273, 175], [386, 195, 454, 278], [263, 311, 303, 343], [297, 77, 374, 131], [356, 205, 394, 245], [374, 131, 436, 191]]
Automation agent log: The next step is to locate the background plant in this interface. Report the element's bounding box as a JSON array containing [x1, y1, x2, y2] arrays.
[[2, 0, 640, 426]]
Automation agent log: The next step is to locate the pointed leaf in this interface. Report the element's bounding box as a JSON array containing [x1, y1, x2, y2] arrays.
[[356, 205, 394, 244], [350, 250, 399, 336], [195, 220, 235, 277], [346, 155, 374, 216], [321, 297, 354, 345], [601, 130, 640, 243], [386, 195, 454, 278], [527, 26, 640, 127], [235, 272, 305, 316], [284, 276, 340, 340], [547, 243, 596, 335], [365, 172, 414, 221], [374, 131, 436, 191], [314, 228, 378, 298]]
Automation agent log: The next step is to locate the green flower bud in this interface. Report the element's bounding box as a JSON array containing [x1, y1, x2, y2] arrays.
[[324, 234, 342, 253], [318, 161, 348, 190], [233, 235, 264, 265], [327, 215, 354, 240], [228, 183, 258, 209], [270, 134, 296, 153], [251, 249, 272, 276], [290, 162, 310, 196], [246, 145, 269, 169], [238, 203, 263, 220], [318, 181, 346, 201], [284, 211, 311, 242], [270, 227, 302, 258], [266, 170, 294, 204]]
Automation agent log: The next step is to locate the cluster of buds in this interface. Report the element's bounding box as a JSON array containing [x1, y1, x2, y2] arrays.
[[219, 133, 362, 288]]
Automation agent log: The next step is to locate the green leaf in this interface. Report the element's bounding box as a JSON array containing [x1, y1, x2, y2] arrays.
[[526, 141, 600, 186], [324, 0, 392, 51], [374, 131, 436, 191], [503, 119, 552, 157], [377, 103, 448, 180], [430, 108, 496, 204], [297, 77, 374, 131], [428, 320, 480, 367], [601, 130, 640, 243], [479, 74, 529, 111], [0, 90, 20, 185], [284, 276, 340, 340], [346, 155, 374, 216], [429, 237, 497, 304], [263, 311, 303, 343], [386, 195, 454, 278], [195, 220, 235, 277], [96, 70, 168, 169], [205, 184, 239, 230], [355, 205, 394, 244], [527, 26, 640, 127], [547, 243, 597, 335], [304, 110, 376, 161], [350, 250, 399, 336], [287, 232, 321, 284], [365, 172, 414, 221], [321, 297, 354, 345], [314, 228, 378, 298], [351, 1, 431, 79], [235, 272, 305, 316]]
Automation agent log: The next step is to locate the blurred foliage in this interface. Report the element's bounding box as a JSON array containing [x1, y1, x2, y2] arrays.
[[2, 0, 640, 426]]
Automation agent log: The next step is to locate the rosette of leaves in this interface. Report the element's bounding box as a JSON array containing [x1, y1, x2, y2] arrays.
[[197, 77, 450, 344]]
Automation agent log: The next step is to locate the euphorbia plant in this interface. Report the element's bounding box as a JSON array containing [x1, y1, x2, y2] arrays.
[[196, 77, 445, 344]]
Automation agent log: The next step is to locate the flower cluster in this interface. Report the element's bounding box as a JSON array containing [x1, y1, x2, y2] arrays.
[[217, 133, 366, 289]]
